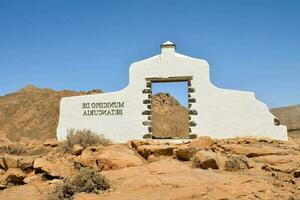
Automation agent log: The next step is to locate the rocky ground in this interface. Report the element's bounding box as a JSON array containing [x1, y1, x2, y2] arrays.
[[0, 135, 299, 200]]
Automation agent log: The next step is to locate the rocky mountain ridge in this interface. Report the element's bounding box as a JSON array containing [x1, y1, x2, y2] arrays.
[[0, 85, 102, 141]]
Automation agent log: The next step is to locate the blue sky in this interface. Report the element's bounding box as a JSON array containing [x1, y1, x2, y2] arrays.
[[0, 0, 299, 108]]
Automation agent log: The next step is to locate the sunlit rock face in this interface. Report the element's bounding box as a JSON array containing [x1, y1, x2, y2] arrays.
[[151, 93, 189, 139], [57, 41, 288, 142]]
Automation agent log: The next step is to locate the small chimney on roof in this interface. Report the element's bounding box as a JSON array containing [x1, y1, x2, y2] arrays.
[[160, 41, 176, 56]]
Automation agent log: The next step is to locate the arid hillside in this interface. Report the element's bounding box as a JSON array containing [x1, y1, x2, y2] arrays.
[[271, 105, 300, 137], [0, 85, 101, 141], [0, 87, 189, 141], [151, 93, 189, 138]]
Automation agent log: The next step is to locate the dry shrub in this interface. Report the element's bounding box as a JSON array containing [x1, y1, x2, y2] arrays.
[[191, 156, 201, 168], [61, 129, 111, 153], [49, 168, 110, 200], [224, 155, 252, 171], [2, 144, 25, 155]]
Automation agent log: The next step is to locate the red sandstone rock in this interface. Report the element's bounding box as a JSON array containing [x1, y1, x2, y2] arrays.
[[173, 145, 198, 161], [189, 136, 214, 149], [33, 157, 75, 178], [136, 144, 177, 159], [192, 151, 219, 169]]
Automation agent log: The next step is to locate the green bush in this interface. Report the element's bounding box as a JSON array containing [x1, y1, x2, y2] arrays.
[[51, 168, 110, 200], [61, 129, 111, 153]]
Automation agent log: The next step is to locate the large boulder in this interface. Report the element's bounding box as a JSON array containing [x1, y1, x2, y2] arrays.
[[189, 137, 214, 149], [136, 144, 177, 159], [173, 145, 198, 161], [96, 149, 143, 171], [172, 137, 215, 161], [192, 151, 219, 169], [0, 155, 36, 170], [79, 146, 100, 168], [33, 157, 74, 178], [80, 145, 143, 170]]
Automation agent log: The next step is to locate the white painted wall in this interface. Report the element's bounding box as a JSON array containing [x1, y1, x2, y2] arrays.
[[56, 42, 288, 142]]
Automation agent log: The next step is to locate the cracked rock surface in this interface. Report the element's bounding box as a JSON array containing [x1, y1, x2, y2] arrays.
[[0, 136, 299, 200]]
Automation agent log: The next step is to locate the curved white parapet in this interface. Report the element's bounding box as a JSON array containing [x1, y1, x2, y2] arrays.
[[57, 42, 288, 142]]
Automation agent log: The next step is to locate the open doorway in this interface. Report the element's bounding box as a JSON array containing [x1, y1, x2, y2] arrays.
[[151, 81, 189, 139]]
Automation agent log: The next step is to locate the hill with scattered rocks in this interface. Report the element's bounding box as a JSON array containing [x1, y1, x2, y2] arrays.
[[0, 85, 102, 141], [151, 93, 189, 138]]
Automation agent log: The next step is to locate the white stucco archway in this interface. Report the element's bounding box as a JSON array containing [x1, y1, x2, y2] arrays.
[[57, 41, 288, 142]]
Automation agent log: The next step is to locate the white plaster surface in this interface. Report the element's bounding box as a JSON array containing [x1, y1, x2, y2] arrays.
[[57, 42, 288, 142]]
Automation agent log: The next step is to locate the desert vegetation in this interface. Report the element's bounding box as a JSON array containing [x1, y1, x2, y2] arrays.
[[49, 168, 110, 200], [60, 129, 111, 153], [1, 144, 25, 155], [0, 133, 299, 199]]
